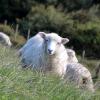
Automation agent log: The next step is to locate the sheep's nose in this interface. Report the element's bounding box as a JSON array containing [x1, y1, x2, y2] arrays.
[[48, 49, 53, 54]]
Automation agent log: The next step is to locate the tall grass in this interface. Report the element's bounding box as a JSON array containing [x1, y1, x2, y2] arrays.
[[0, 45, 100, 100]]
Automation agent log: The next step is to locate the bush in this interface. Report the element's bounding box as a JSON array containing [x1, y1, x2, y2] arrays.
[[31, 0, 93, 11], [19, 5, 74, 37], [71, 20, 100, 58], [0, 0, 32, 22], [72, 5, 100, 23], [66, 6, 100, 58], [46, 0, 93, 11], [0, 24, 26, 47]]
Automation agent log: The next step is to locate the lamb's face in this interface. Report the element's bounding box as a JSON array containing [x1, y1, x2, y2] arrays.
[[67, 50, 75, 58], [39, 32, 69, 55], [67, 49, 78, 63]]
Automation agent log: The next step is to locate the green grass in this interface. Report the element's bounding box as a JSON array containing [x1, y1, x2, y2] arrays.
[[0, 45, 100, 100]]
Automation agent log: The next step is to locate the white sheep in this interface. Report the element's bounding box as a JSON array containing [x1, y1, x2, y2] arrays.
[[64, 63, 94, 92], [18, 32, 45, 56], [66, 49, 78, 63], [0, 32, 12, 47], [19, 32, 94, 92], [19, 32, 69, 77]]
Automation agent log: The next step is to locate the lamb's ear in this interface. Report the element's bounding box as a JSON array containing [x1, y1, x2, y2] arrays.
[[61, 38, 69, 44], [38, 32, 46, 39]]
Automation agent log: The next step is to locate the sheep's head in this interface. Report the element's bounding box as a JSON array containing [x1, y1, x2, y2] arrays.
[[39, 32, 69, 55]]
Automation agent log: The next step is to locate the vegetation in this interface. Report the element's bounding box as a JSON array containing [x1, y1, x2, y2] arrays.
[[0, 1, 100, 99], [0, 45, 100, 100], [0, 0, 100, 58]]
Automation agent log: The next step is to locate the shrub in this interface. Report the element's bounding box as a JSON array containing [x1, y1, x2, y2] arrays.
[[19, 5, 74, 37], [52, 0, 93, 11], [0, 0, 32, 22], [71, 20, 100, 58], [31, 0, 93, 11]]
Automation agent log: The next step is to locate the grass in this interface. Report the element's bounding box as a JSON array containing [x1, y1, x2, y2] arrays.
[[0, 45, 100, 100]]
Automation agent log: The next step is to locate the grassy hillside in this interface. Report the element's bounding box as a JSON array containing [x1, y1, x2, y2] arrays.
[[0, 45, 100, 100]]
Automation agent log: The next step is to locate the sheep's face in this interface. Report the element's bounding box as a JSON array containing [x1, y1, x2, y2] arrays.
[[39, 32, 69, 55]]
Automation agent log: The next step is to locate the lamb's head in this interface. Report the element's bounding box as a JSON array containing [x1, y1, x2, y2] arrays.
[[39, 32, 69, 55], [67, 49, 78, 63], [67, 49, 75, 57]]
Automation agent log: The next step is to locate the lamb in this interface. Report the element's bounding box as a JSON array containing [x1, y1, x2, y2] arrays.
[[65, 49, 94, 92], [19, 32, 69, 77], [64, 63, 94, 92], [66, 49, 78, 63], [0, 32, 12, 47]]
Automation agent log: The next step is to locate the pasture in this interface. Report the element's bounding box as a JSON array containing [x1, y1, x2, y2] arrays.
[[0, 45, 100, 100]]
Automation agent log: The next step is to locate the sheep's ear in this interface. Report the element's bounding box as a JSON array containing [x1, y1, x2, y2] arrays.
[[38, 32, 46, 39], [61, 38, 69, 44]]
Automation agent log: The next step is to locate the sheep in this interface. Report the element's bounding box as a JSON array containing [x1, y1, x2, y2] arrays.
[[19, 32, 69, 77], [0, 32, 12, 47], [19, 32, 94, 92], [66, 49, 78, 63], [18, 32, 45, 56], [64, 63, 94, 92]]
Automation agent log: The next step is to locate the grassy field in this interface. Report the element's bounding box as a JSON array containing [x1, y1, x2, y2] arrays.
[[0, 46, 100, 100]]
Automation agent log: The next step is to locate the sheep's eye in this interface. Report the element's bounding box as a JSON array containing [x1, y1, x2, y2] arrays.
[[57, 42, 61, 45]]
